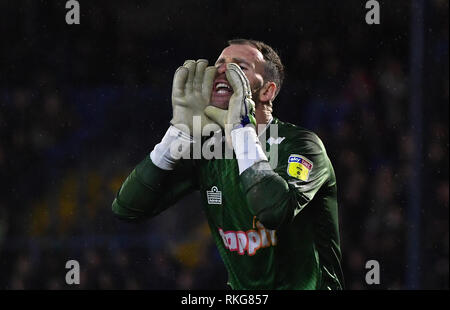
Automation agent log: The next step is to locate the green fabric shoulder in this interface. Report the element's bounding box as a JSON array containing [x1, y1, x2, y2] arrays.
[[272, 118, 336, 210]]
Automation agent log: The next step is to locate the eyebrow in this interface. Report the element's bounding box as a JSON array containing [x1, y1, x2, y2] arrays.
[[215, 57, 252, 67]]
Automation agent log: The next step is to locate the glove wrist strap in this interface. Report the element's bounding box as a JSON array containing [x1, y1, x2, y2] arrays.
[[231, 126, 268, 175], [150, 126, 193, 170]]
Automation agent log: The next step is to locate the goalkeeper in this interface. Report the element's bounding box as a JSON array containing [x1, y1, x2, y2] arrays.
[[112, 39, 344, 290]]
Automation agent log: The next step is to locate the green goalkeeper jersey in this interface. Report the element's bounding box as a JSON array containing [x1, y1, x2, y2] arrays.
[[112, 118, 344, 290]]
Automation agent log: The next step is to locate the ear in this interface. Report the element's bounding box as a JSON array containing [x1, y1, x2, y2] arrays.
[[258, 81, 277, 103]]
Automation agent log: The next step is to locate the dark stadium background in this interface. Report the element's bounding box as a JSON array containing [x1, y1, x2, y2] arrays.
[[0, 0, 447, 290]]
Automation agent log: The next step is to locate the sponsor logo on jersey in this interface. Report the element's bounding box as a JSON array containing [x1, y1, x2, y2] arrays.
[[207, 186, 222, 205], [287, 154, 313, 181], [267, 136, 286, 145], [218, 221, 277, 256]]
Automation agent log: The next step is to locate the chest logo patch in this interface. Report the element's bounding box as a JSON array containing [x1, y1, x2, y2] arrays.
[[287, 154, 313, 181], [207, 186, 222, 205]]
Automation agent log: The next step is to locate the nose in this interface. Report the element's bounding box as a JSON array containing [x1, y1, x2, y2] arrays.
[[216, 62, 227, 74]]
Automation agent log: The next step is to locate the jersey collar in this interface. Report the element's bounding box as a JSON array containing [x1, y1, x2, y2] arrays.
[[257, 117, 274, 138]]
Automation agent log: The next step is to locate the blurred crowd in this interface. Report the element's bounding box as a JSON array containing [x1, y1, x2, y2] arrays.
[[0, 1, 448, 289]]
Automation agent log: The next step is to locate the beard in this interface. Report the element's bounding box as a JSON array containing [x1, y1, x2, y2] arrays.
[[250, 83, 263, 106]]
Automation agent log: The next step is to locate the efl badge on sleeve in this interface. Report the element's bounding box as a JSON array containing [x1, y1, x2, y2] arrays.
[[287, 154, 313, 181]]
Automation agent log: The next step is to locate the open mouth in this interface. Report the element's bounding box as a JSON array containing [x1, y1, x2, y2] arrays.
[[210, 78, 234, 109], [213, 80, 233, 95]]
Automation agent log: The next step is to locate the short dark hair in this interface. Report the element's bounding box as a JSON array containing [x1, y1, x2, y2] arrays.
[[228, 38, 284, 98]]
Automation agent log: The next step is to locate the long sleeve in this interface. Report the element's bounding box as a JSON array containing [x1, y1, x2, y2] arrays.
[[239, 133, 333, 230], [112, 155, 197, 221]]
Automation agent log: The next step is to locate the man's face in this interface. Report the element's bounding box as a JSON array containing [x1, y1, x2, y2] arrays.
[[210, 44, 266, 109]]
